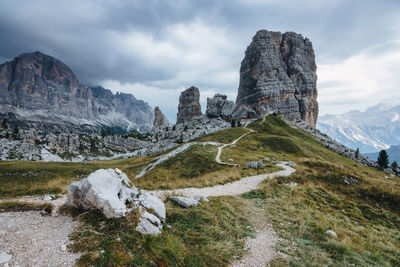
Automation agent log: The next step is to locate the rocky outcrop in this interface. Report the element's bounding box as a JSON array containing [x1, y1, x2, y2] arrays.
[[67, 168, 166, 235], [177, 86, 202, 124], [236, 30, 318, 127], [206, 94, 237, 120], [152, 106, 171, 133], [0, 51, 154, 134]]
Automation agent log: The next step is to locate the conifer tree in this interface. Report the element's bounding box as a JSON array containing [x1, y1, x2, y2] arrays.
[[377, 150, 389, 170]]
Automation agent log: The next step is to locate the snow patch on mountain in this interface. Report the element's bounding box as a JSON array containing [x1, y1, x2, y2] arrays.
[[317, 103, 400, 153]]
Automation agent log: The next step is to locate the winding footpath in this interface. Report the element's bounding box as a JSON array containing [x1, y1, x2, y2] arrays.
[[1, 124, 296, 267], [153, 162, 295, 199]]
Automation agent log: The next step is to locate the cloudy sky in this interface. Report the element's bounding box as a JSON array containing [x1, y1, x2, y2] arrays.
[[1, 0, 400, 122]]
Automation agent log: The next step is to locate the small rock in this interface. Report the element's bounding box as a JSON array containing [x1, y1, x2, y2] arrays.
[[326, 230, 337, 238], [287, 182, 298, 187], [169, 196, 199, 208], [60, 244, 67, 252], [42, 196, 52, 201], [228, 158, 234, 162], [245, 161, 264, 169], [194, 195, 209, 203], [39, 209, 51, 216], [115, 168, 123, 174]]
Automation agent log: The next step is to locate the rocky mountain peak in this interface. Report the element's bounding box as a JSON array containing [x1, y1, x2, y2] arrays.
[[177, 86, 202, 124], [0, 52, 154, 133], [152, 106, 171, 132], [236, 30, 318, 127], [0, 51, 80, 96]]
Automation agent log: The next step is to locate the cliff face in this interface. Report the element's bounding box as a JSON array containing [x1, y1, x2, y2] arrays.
[[0, 51, 97, 119], [0, 51, 154, 133], [177, 86, 202, 124], [236, 30, 318, 127]]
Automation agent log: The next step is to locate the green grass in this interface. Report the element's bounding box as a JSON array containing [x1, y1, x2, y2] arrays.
[[134, 144, 282, 190], [69, 197, 255, 267], [263, 173, 400, 266], [0, 156, 155, 198], [0, 201, 52, 212]]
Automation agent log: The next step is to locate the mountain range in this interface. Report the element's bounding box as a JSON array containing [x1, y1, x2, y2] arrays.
[[364, 145, 400, 164], [317, 103, 400, 153], [0, 51, 154, 134]]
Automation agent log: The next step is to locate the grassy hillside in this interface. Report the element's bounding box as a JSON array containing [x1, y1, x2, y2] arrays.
[[1, 114, 399, 266]]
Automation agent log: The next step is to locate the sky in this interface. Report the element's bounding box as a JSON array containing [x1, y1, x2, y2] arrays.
[[1, 0, 400, 123]]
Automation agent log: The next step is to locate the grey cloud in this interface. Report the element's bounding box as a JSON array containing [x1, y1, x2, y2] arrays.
[[1, 0, 400, 121]]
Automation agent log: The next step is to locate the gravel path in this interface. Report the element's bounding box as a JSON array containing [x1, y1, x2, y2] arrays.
[[230, 222, 281, 267], [215, 128, 254, 166], [0, 211, 79, 267], [153, 162, 295, 199]]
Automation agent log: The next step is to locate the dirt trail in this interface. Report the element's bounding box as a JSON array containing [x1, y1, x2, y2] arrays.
[[153, 163, 295, 199], [0, 211, 79, 266]]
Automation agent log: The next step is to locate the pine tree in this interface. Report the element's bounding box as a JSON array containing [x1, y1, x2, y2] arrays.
[[377, 150, 389, 170], [355, 148, 359, 159], [231, 119, 236, 128], [101, 128, 106, 138], [107, 126, 111, 136], [2, 119, 7, 129], [13, 123, 19, 140], [178, 132, 183, 144], [391, 161, 398, 172]]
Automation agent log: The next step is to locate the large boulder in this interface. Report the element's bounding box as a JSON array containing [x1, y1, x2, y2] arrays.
[[66, 168, 166, 235], [206, 94, 237, 121], [236, 30, 318, 127], [177, 86, 202, 124]]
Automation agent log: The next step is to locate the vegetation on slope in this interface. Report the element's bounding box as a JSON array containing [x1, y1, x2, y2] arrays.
[[66, 197, 255, 266], [135, 144, 281, 190], [1, 114, 399, 266]]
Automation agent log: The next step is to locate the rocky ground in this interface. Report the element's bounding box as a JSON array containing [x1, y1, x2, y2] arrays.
[[0, 211, 79, 267], [0, 115, 231, 162]]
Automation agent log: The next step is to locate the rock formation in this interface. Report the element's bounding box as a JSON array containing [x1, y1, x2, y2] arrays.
[[236, 30, 318, 127], [206, 94, 237, 121], [177, 86, 202, 124], [206, 94, 257, 121], [152, 106, 171, 133], [67, 168, 166, 235], [0, 51, 154, 133]]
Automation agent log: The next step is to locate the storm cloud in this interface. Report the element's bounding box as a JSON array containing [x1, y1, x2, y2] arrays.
[[1, 0, 400, 121]]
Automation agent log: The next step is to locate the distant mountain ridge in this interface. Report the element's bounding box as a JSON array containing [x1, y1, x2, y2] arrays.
[[317, 103, 400, 153], [0, 51, 154, 133], [364, 145, 400, 164]]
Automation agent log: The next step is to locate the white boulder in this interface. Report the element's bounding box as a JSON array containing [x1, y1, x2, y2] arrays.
[[326, 230, 337, 238], [67, 168, 166, 235], [169, 196, 200, 208]]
